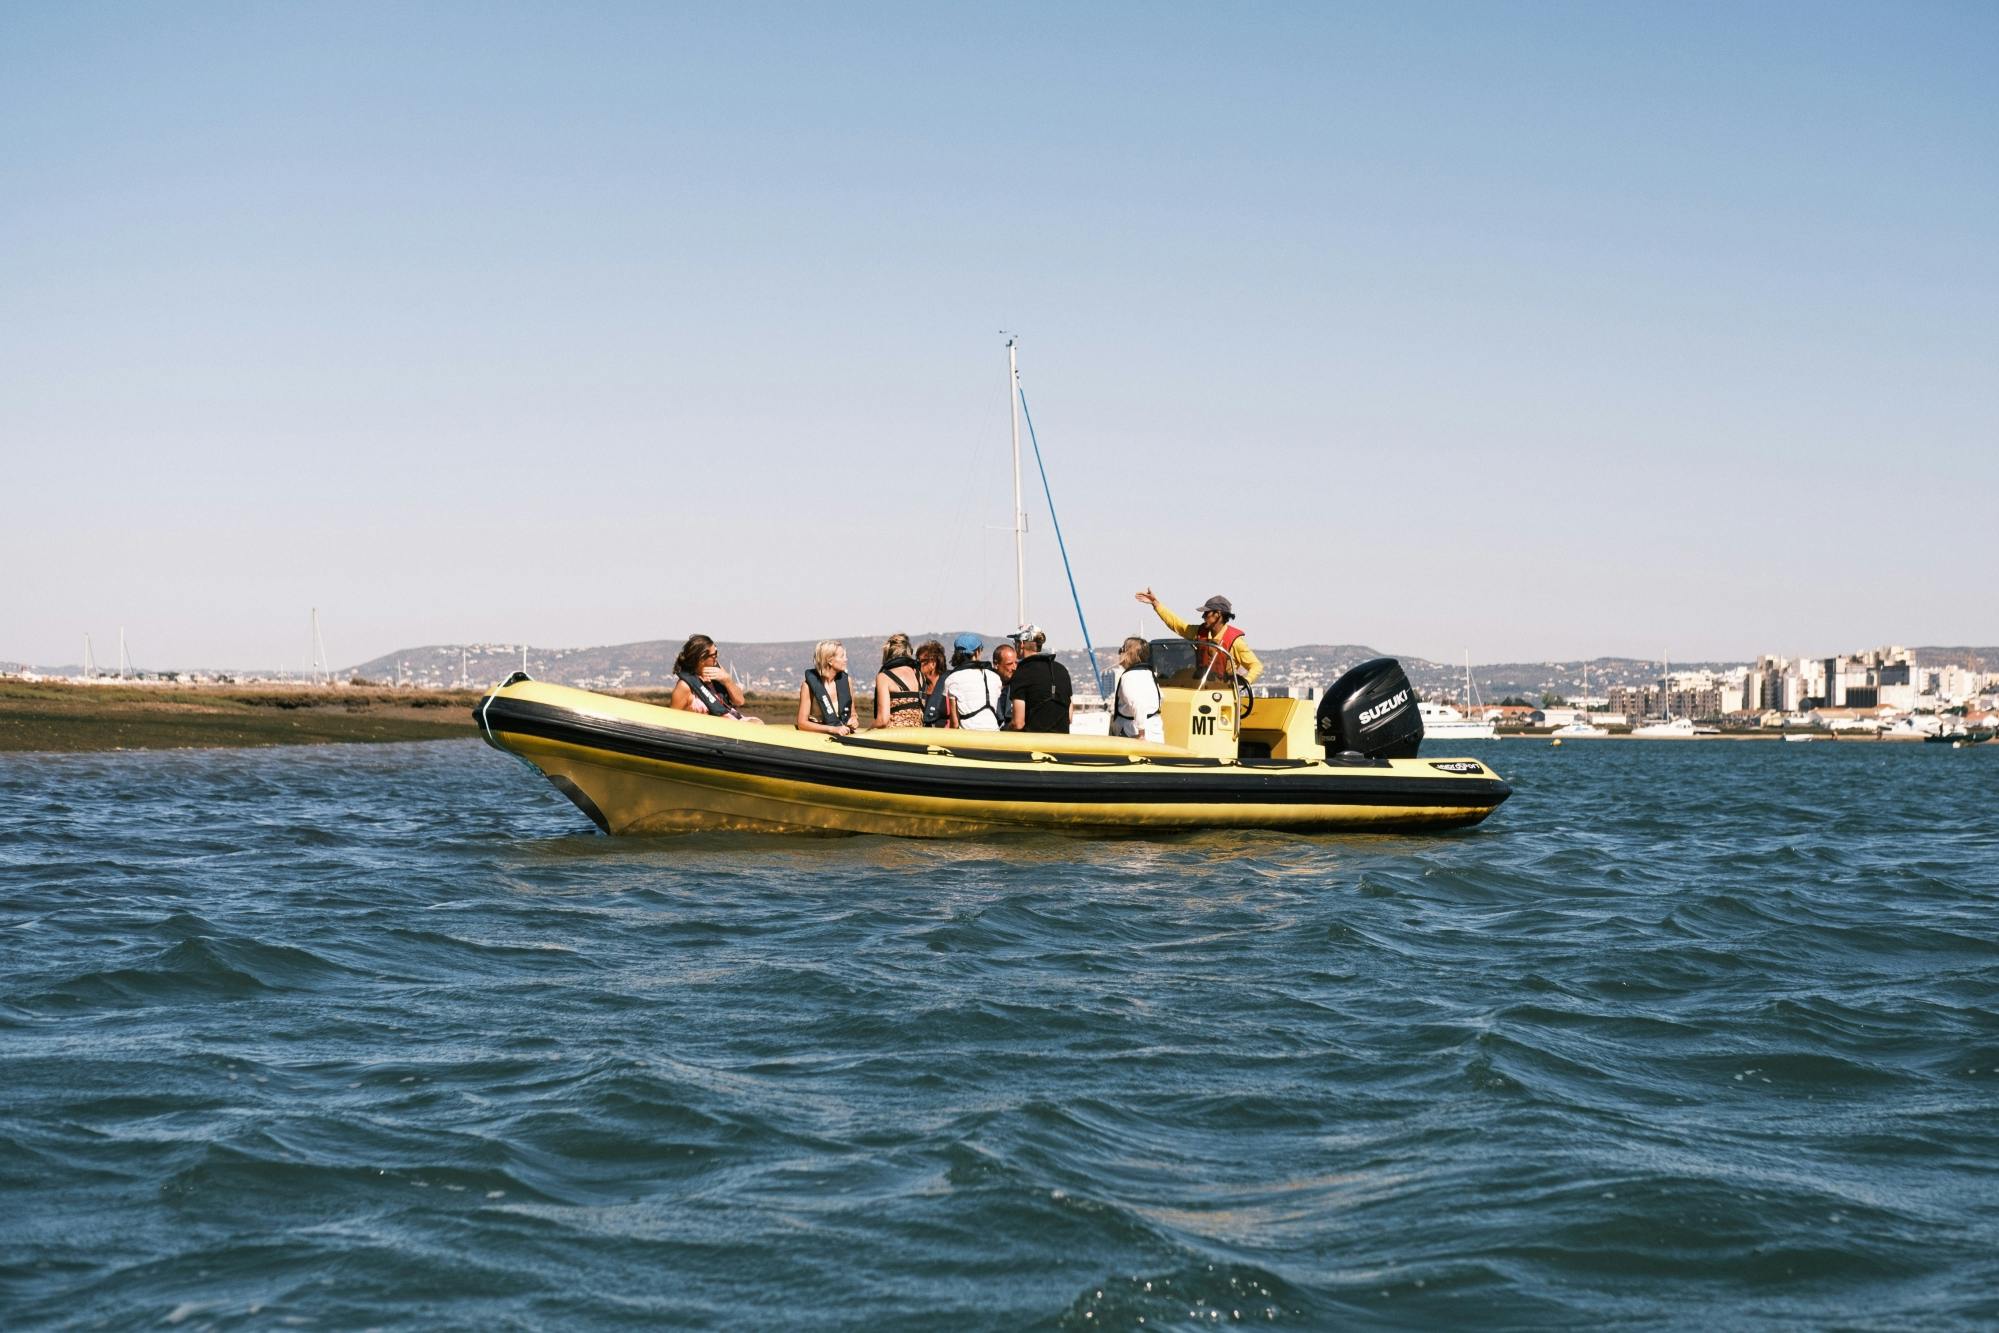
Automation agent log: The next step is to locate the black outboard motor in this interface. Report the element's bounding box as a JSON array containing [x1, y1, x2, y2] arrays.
[[1316, 657, 1423, 759]]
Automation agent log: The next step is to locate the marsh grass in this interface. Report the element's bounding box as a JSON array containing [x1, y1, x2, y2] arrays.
[[0, 680, 798, 752]]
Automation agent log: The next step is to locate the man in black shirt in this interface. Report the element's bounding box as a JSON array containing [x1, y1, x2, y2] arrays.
[[1007, 625, 1072, 733]]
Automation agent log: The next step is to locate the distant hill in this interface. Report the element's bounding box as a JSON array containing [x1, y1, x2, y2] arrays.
[[341, 636, 1775, 704], [14, 642, 1984, 703], [1914, 646, 1999, 670]]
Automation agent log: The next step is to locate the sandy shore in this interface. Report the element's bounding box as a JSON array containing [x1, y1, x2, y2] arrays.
[[0, 680, 797, 753]]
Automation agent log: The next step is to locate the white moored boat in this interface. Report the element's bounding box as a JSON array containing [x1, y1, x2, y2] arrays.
[[1550, 663, 1610, 736], [1419, 701, 1497, 740], [1419, 650, 1497, 739]]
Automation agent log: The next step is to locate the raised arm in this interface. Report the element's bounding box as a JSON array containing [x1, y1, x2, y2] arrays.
[[711, 666, 746, 707]]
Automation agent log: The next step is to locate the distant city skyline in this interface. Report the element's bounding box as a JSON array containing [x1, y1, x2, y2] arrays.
[[9, 631, 1992, 683], [4, 5, 1993, 669]]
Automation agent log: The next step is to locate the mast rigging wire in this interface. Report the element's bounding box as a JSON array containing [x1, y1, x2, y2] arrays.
[[1015, 385, 1107, 699]]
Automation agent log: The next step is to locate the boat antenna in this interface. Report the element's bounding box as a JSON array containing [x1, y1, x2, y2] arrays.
[[1005, 333, 1026, 628], [1015, 374, 1108, 699]]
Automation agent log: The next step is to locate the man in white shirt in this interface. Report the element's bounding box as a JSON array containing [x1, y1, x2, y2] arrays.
[[942, 633, 1006, 731]]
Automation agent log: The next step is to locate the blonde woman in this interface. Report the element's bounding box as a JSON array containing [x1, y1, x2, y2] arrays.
[[1111, 636, 1163, 742], [874, 633, 925, 729], [796, 639, 858, 736]]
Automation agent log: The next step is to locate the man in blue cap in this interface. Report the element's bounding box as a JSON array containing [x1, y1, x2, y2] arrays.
[[942, 632, 1006, 730]]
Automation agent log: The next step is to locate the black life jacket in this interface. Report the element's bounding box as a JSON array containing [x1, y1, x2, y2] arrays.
[[676, 670, 742, 719], [804, 670, 854, 726], [922, 676, 949, 726], [880, 655, 924, 722], [1012, 653, 1073, 732]]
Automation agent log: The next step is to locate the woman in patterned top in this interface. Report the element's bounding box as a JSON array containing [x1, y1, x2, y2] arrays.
[[874, 633, 926, 729]]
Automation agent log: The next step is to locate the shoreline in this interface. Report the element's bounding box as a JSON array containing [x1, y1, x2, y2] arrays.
[[0, 681, 799, 754], [0, 681, 1959, 755], [1501, 730, 1938, 743]]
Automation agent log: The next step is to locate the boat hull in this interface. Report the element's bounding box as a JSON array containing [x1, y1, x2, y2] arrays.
[[476, 681, 1511, 837]]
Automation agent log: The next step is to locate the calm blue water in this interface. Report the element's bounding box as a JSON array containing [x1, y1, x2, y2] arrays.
[[3, 738, 1996, 1328]]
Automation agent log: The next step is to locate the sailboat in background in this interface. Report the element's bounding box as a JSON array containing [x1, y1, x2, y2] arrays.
[[1550, 661, 1610, 738], [1419, 650, 1497, 740], [1631, 651, 1697, 737]]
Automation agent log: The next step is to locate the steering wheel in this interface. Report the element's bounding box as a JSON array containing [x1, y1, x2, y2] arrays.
[[1234, 676, 1254, 720]]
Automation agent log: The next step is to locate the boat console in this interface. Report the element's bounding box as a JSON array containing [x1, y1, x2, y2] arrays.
[[1149, 638, 1249, 758]]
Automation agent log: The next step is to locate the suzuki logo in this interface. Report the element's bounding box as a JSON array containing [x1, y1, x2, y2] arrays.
[[1358, 689, 1409, 726]]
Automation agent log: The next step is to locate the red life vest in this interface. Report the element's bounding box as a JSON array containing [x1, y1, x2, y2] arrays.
[[1197, 625, 1244, 680]]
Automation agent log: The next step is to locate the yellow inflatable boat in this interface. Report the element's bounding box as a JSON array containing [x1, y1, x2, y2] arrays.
[[474, 645, 1510, 837]]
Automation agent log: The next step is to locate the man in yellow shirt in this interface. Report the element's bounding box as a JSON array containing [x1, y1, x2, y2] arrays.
[[1134, 589, 1263, 685]]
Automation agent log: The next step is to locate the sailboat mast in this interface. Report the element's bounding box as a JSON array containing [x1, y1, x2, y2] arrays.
[[311, 607, 329, 683], [1007, 335, 1025, 628]]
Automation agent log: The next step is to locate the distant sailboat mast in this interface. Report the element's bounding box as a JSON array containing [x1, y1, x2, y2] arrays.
[[119, 627, 130, 679], [83, 633, 95, 680], [311, 608, 330, 684], [1006, 333, 1027, 628]]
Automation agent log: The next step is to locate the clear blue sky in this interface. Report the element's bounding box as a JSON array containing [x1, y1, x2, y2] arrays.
[[4, 3, 1993, 670]]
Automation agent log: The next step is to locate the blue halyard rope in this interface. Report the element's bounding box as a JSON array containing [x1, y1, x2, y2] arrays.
[[1017, 387, 1107, 699]]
